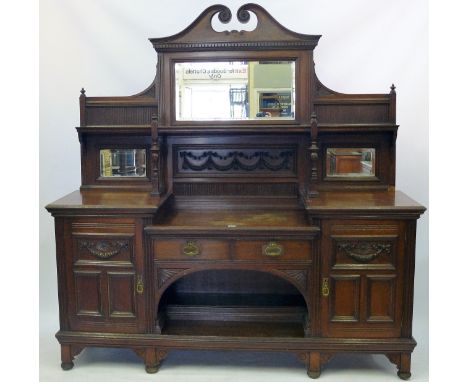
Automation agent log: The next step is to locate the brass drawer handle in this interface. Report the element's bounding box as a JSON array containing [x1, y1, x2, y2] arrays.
[[262, 241, 284, 257], [182, 241, 200, 257], [322, 277, 330, 297]]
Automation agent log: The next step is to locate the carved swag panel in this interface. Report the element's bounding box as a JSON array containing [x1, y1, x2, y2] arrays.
[[174, 146, 297, 176], [331, 237, 397, 269]]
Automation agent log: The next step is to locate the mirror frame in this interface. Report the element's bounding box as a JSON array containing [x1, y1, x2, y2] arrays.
[[173, 60, 296, 122], [156, 50, 313, 128], [321, 143, 381, 183]]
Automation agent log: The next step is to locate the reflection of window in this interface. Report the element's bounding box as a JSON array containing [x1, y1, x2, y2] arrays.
[[175, 61, 295, 121], [326, 148, 375, 177], [100, 149, 146, 177], [229, 87, 248, 119]]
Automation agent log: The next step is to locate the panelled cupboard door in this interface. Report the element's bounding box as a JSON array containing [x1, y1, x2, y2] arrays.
[[64, 218, 147, 333], [320, 219, 406, 338]]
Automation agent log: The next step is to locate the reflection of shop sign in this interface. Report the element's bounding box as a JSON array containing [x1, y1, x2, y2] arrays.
[[183, 67, 248, 80]]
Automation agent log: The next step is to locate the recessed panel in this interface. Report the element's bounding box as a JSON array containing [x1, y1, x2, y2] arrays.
[[175, 61, 295, 121], [74, 270, 103, 317], [329, 275, 360, 322], [108, 272, 137, 318], [366, 275, 396, 323]]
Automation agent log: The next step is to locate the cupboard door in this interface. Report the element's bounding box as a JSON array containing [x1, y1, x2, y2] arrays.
[[65, 218, 147, 333], [321, 220, 405, 338]]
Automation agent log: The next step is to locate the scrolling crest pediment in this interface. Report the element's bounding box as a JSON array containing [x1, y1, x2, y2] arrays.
[[149, 4, 321, 52]]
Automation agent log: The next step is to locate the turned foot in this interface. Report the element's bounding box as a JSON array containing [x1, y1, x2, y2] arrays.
[[397, 353, 412, 380], [398, 371, 411, 380], [60, 344, 76, 371], [61, 361, 74, 371], [145, 364, 160, 374], [307, 370, 321, 379], [307, 352, 321, 379], [144, 348, 167, 374]]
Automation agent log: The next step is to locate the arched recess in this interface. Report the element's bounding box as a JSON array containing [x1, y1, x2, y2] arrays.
[[155, 267, 312, 337]]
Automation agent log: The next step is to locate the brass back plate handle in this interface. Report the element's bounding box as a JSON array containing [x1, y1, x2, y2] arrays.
[[182, 241, 200, 257], [262, 241, 284, 257]]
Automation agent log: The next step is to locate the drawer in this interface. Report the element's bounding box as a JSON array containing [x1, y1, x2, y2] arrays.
[[73, 233, 134, 264], [154, 239, 230, 260], [324, 220, 403, 270], [235, 240, 311, 261]]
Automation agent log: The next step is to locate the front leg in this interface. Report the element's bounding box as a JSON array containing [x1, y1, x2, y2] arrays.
[[60, 344, 74, 370], [307, 352, 321, 379], [397, 353, 412, 380], [144, 348, 168, 374]]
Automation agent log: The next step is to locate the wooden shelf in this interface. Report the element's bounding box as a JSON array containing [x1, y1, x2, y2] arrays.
[[162, 320, 305, 338], [159, 292, 307, 338], [165, 292, 306, 307]]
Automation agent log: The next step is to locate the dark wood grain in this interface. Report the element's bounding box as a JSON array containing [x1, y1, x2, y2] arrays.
[[45, 3, 425, 379]]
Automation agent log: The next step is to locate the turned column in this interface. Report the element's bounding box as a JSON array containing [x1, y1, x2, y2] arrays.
[[307, 112, 319, 198]]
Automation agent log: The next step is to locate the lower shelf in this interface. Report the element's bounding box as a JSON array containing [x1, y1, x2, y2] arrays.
[[162, 320, 305, 337]]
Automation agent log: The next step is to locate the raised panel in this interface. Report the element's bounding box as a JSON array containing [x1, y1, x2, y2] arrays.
[[108, 271, 137, 318], [74, 270, 103, 317], [331, 235, 397, 270], [366, 275, 396, 323], [329, 275, 360, 323]]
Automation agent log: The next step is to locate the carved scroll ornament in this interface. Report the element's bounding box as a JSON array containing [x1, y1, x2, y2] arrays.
[[337, 241, 392, 263], [79, 240, 129, 259]]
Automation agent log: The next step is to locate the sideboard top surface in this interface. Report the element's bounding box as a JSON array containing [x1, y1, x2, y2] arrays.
[[304, 189, 426, 215], [46, 189, 425, 217], [45, 190, 163, 215]]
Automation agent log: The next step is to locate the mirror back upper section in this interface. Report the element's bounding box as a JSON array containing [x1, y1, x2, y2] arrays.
[[149, 3, 321, 127]]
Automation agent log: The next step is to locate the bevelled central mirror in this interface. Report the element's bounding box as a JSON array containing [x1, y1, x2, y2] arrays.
[[175, 60, 295, 121]]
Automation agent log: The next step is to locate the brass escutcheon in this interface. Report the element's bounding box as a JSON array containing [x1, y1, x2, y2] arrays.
[[322, 277, 330, 297], [262, 241, 284, 257], [182, 241, 200, 257], [136, 275, 144, 294]]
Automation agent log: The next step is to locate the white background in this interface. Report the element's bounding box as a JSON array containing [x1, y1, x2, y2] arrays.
[[35, 0, 432, 380]]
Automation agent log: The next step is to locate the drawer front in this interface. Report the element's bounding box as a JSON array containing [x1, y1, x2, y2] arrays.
[[235, 240, 311, 261], [154, 239, 230, 260], [73, 234, 134, 265]]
